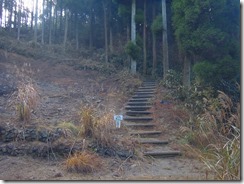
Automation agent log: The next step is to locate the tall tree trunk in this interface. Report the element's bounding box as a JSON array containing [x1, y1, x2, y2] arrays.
[[162, 0, 169, 79], [54, 4, 58, 42], [143, 0, 147, 75], [31, 2, 34, 30], [34, 0, 38, 43], [183, 55, 191, 87], [4, 8, 7, 27], [59, 0, 63, 37], [14, 2, 17, 30], [109, 0, 113, 54], [103, 1, 108, 63], [49, 0, 52, 45], [75, 12, 79, 50], [152, 1, 157, 77], [63, 9, 68, 51], [126, 23, 130, 42], [41, 0, 45, 44], [0, 0, 3, 30], [8, 2, 13, 31], [109, 27, 113, 53], [17, 0, 21, 40], [131, 0, 136, 74], [89, 7, 94, 50]]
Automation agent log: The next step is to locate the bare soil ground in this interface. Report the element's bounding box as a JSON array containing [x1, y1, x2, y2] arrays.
[[0, 51, 212, 180]]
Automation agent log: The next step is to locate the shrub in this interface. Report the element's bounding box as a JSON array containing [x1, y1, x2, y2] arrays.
[[161, 69, 182, 89], [65, 151, 103, 173], [193, 61, 216, 85]]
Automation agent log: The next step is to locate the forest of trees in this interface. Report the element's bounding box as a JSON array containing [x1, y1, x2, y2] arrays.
[[0, 0, 240, 96]]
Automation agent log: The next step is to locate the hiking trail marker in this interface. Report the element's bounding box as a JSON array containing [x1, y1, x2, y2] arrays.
[[114, 115, 123, 128]]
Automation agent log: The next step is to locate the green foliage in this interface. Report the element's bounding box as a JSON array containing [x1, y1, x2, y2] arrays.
[[136, 35, 143, 49], [193, 61, 216, 85], [193, 56, 240, 88], [172, 0, 240, 90], [151, 15, 163, 35], [135, 9, 144, 24], [215, 56, 240, 82], [125, 41, 142, 61], [118, 4, 130, 18]]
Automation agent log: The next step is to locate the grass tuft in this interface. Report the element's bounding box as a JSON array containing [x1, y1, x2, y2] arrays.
[[65, 151, 103, 173]]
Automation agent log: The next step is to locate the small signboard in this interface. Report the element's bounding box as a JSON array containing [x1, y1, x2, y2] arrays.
[[114, 115, 123, 128]]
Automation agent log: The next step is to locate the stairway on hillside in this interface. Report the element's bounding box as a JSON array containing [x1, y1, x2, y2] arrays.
[[124, 81, 181, 158]]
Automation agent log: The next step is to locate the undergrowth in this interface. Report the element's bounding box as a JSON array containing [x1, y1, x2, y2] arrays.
[[179, 91, 240, 180], [161, 70, 240, 180]]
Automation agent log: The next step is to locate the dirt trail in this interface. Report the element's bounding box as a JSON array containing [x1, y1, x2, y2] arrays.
[[0, 53, 211, 180]]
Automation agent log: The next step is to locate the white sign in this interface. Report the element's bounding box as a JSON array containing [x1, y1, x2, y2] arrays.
[[114, 115, 123, 128]]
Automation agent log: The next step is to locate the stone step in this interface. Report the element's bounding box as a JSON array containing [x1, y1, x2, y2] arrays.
[[142, 86, 156, 88], [126, 111, 152, 116], [137, 89, 155, 93], [139, 86, 156, 89], [136, 138, 169, 145], [125, 123, 155, 127], [127, 102, 151, 106], [130, 131, 161, 136], [129, 99, 151, 102], [143, 150, 181, 157], [124, 116, 153, 121], [134, 92, 154, 95], [141, 82, 156, 86], [142, 82, 156, 85], [131, 95, 154, 99], [125, 106, 152, 111], [143, 83, 156, 85]]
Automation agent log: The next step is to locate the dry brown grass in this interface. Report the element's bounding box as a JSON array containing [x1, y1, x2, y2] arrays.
[[65, 151, 103, 173], [92, 112, 115, 148], [180, 91, 240, 180], [57, 121, 81, 138], [15, 83, 39, 123], [7, 63, 39, 124], [80, 106, 95, 137]]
